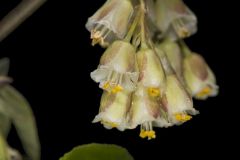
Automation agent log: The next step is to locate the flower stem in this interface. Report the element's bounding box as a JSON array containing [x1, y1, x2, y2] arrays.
[[124, 7, 141, 42], [0, 0, 46, 42], [139, 0, 148, 49], [179, 40, 192, 57]]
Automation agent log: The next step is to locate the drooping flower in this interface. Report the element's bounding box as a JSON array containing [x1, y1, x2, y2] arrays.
[[183, 53, 219, 100], [137, 48, 166, 96], [163, 74, 199, 124], [85, 0, 133, 47], [91, 40, 139, 93], [93, 90, 132, 131], [154, 0, 197, 40], [87, 0, 217, 139], [128, 85, 170, 140], [154, 47, 198, 124], [126, 48, 170, 140]]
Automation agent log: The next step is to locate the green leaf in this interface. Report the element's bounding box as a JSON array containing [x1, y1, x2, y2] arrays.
[[0, 133, 8, 160], [0, 85, 40, 160], [60, 143, 134, 160], [0, 113, 11, 138]]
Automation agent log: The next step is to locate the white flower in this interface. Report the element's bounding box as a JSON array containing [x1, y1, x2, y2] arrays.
[[91, 40, 138, 93], [183, 53, 219, 100], [155, 0, 197, 40], [85, 0, 133, 47], [93, 90, 132, 131]]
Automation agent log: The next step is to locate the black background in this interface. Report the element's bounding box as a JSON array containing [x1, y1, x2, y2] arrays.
[[0, 0, 237, 159]]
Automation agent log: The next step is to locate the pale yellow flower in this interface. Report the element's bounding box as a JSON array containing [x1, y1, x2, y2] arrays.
[[155, 0, 197, 40], [128, 85, 170, 140], [85, 0, 133, 47], [163, 74, 198, 124], [183, 53, 219, 100], [137, 49, 166, 96], [91, 40, 139, 93], [93, 90, 132, 131]]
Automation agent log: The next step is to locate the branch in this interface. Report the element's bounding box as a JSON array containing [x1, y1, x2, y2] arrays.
[[0, 0, 47, 42]]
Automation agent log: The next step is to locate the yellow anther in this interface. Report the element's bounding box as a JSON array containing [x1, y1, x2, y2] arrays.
[[139, 131, 147, 138], [101, 121, 118, 128], [196, 87, 212, 98], [148, 88, 161, 97], [147, 130, 156, 140], [178, 28, 190, 38], [91, 30, 102, 46], [140, 130, 156, 140], [90, 29, 109, 47], [173, 19, 190, 38], [103, 82, 110, 90], [111, 85, 123, 94], [175, 113, 192, 122]]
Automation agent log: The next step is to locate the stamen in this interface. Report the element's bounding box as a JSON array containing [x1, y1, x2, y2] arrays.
[[101, 72, 124, 93], [196, 87, 212, 98], [103, 82, 110, 90], [101, 121, 118, 128], [111, 85, 123, 94], [139, 122, 156, 140], [175, 113, 192, 122], [172, 19, 190, 38], [90, 25, 111, 46], [140, 130, 148, 138], [148, 88, 161, 97], [101, 71, 113, 91]]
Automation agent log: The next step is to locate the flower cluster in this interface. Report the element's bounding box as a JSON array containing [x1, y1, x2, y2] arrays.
[[86, 0, 218, 140]]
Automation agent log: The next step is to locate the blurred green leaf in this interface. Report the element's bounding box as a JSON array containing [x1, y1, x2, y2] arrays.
[[60, 143, 134, 160], [0, 85, 40, 160], [0, 133, 8, 160]]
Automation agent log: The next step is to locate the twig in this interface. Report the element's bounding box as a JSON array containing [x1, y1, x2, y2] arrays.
[[0, 0, 47, 42]]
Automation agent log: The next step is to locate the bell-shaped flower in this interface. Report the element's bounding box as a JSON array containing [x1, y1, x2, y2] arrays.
[[85, 0, 133, 47], [183, 53, 219, 100], [155, 0, 197, 40], [137, 48, 166, 96], [128, 85, 171, 140], [91, 40, 139, 93], [93, 90, 132, 131], [163, 74, 199, 124], [126, 48, 170, 140]]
